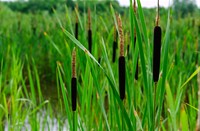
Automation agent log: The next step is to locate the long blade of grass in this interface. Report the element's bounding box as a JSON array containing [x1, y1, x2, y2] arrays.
[[180, 67, 200, 89]]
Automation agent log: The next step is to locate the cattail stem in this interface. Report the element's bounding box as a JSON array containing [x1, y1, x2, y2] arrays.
[[118, 15, 125, 100], [71, 48, 77, 111], [153, 83, 157, 129], [156, 0, 160, 26]]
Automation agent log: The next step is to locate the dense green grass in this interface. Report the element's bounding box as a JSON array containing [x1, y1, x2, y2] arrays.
[[0, 1, 199, 130]]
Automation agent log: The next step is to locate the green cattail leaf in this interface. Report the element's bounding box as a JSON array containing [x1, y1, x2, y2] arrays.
[[87, 57, 110, 131], [57, 64, 73, 129], [110, 4, 118, 33], [44, 33, 63, 57], [62, 28, 103, 70], [180, 67, 200, 89], [180, 108, 189, 131]]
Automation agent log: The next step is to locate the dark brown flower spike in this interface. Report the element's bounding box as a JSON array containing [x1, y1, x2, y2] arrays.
[[112, 26, 117, 63], [118, 15, 125, 100], [133, 0, 139, 80], [88, 8, 92, 53], [153, 0, 162, 82], [71, 48, 77, 111]]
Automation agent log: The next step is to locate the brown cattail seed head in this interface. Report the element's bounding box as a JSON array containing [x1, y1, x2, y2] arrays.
[[88, 8, 91, 30], [153, 26, 162, 82], [117, 15, 124, 57], [72, 48, 76, 78]]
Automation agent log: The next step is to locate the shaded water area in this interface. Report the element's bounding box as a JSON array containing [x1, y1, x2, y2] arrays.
[[4, 111, 70, 131], [2, 76, 72, 130]]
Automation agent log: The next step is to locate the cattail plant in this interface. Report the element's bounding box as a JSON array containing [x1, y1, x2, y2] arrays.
[[88, 8, 92, 53], [118, 15, 125, 100], [17, 14, 21, 33], [98, 47, 101, 64], [75, 4, 79, 40], [126, 33, 130, 60], [133, 0, 139, 80], [153, 0, 162, 82], [31, 15, 37, 35], [112, 25, 117, 63], [71, 48, 77, 111]]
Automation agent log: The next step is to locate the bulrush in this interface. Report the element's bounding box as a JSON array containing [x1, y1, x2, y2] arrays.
[[133, 0, 138, 80], [88, 8, 92, 53], [75, 4, 78, 40], [118, 15, 125, 100], [126, 33, 130, 60], [71, 48, 77, 111], [153, 0, 162, 82], [134, 29, 139, 80], [112, 26, 117, 63]]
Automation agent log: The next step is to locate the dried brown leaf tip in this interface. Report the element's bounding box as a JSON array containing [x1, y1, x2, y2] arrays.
[[88, 8, 91, 30], [117, 15, 124, 57], [72, 47, 76, 78]]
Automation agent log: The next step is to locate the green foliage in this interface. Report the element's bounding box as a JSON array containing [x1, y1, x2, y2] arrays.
[[173, 0, 198, 17], [0, 0, 199, 130]]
